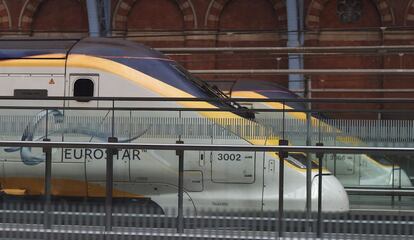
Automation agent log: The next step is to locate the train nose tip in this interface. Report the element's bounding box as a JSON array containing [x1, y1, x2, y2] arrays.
[[312, 174, 349, 212]]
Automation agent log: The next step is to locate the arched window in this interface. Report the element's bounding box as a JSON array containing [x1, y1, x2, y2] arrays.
[[73, 78, 94, 101]]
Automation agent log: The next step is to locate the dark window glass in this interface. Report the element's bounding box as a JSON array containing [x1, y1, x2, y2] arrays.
[[14, 89, 47, 98], [73, 79, 94, 102], [367, 154, 392, 166], [286, 153, 319, 169]]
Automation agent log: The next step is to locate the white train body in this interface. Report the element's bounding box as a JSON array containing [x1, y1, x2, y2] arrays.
[[222, 80, 412, 188], [0, 38, 349, 214]]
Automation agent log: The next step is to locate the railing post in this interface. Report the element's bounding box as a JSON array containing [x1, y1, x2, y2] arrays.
[[305, 76, 313, 229], [43, 138, 52, 229], [176, 140, 184, 233], [316, 142, 324, 238], [278, 139, 288, 238], [111, 99, 115, 137], [105, 137, 118, 231]]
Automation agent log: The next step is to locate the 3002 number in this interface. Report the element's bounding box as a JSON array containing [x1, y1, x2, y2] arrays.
[[217, 153, 241, 161]]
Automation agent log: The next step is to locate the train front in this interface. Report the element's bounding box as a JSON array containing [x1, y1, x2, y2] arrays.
[[281, 153, 349, 212]]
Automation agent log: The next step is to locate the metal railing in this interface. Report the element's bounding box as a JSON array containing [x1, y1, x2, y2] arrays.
[[0, 204, 413, 239], [1, 97, 414, 207], [0, 140, 414, 239], [0, 97, 414, 237]]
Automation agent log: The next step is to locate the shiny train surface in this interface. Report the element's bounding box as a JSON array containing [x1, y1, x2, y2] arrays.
[[215, 80, 413, 189], [0, 38, 349, 214]]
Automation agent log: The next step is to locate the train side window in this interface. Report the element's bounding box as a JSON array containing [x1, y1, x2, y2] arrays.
[[73, 78, 94, 102]]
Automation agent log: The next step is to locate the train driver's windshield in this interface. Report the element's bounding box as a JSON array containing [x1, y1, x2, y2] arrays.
[[286, 153, 319, 169], [366, 153, 393, 166], [170, 63, 255, 120]]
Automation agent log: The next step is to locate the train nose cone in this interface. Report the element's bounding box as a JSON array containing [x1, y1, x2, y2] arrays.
[[312, 174, 349, 212], [391, 168, 413, 187]]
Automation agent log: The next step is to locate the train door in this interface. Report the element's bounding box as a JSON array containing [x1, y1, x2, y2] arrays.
[[262, 153, 277, 212], [66, 74, 129, 196], [182, 138, 210, 193], [210, 148, 256, 184], [210, 137, 261, 211]]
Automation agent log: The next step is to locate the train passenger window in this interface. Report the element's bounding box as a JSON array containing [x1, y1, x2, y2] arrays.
[[73, 78, 94, 102]]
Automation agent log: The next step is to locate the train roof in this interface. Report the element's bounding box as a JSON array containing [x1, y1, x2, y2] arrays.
[[227, 80, 306, 110], [70, 37, 168, 60], [0, 37, 169, 60], [210, 80, 301, 100], [231, 80, 299, 99], [0, 39, 78, 59]]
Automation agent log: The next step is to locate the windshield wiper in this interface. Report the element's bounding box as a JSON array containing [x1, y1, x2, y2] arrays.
[[190, 77, 255, 120], [207, 84, 255, 120], [172, 64, 255, 120]]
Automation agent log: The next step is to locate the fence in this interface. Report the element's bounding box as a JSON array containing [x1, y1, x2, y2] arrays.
[[0, 202, 413, 239], [1, 141, 414, 239], [1, 97, 414, 239], [2, 115, 414, 145], [2, 97, 414, 189]]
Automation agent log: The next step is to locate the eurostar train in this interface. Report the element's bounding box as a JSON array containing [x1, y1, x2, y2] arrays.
[[215, 80, 412, 188], [0, 38, 349, 214]]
